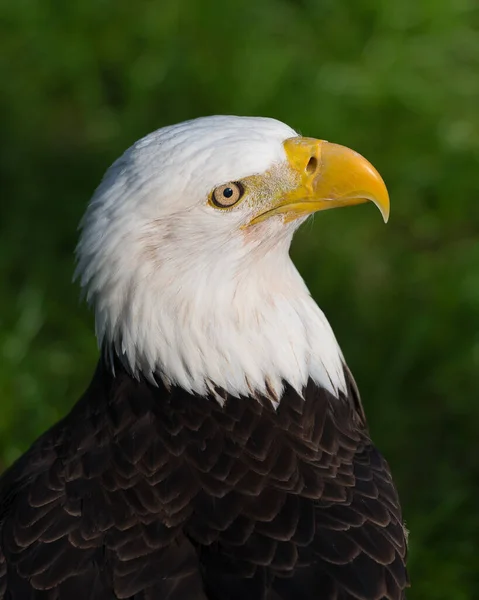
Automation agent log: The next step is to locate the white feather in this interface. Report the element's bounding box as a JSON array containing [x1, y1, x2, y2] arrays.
[[75, 115, 346, 401]]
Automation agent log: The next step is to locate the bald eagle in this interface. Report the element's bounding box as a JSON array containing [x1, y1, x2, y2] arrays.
[[0, 116, 408, 599]]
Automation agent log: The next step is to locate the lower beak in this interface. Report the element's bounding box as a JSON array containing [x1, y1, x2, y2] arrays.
[[250, 137, 390, 225]]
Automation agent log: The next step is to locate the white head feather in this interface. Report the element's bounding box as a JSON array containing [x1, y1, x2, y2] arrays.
[[76, 115, 346, 403]]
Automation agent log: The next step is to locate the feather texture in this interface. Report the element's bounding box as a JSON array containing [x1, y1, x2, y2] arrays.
[[0, 359, 408, 599]]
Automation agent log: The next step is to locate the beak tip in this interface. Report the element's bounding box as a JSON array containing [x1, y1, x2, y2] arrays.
[[371, 189, 390, 224], [378, 196, 390, 224]]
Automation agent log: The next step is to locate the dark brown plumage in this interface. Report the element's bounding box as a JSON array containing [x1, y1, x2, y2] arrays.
[[0, 357, 408, 599]]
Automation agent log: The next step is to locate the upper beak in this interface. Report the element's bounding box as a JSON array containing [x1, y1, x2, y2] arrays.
[[250, 137, 390, 225]]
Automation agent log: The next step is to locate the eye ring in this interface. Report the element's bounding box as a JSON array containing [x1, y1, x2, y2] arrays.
[[211, 182, 245, 208]]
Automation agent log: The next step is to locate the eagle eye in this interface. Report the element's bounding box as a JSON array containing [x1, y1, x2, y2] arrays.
[[211, 182, 244, 208]]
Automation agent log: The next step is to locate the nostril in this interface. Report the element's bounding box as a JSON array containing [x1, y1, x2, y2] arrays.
[[306, 156, 317, 175]]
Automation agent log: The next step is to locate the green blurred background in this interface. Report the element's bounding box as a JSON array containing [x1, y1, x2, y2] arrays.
[[1, 0, 479, 597]]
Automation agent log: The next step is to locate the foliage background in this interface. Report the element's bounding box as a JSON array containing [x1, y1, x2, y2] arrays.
[[1, 0, 479, 597]]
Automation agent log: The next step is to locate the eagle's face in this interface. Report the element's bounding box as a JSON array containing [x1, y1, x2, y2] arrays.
[[76, 116, 389, 402]]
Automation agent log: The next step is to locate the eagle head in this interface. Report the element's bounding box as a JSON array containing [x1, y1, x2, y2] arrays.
[[75, 116, 389, 403]]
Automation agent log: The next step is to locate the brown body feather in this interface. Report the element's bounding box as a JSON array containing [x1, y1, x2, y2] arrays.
[[0, 359, 408, 599]]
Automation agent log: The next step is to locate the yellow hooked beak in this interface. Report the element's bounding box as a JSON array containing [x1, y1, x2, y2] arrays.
[[250, 137, 390, 225]]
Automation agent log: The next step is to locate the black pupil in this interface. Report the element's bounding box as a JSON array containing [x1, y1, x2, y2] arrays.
[[223, 187, 234, 198]]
